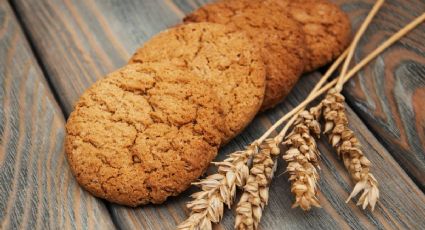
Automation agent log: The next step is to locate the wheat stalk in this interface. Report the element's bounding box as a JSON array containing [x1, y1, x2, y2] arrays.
[[335, 0, 385, 92], [234, 139, 279, 230], [320, 0, 385, 211], [276, 48, 350, 211]]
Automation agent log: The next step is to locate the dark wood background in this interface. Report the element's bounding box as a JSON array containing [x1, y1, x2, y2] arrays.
[[1, 0, 424, 229]]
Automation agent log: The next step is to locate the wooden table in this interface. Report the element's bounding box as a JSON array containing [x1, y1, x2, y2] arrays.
[[1, 0, 424, 229]]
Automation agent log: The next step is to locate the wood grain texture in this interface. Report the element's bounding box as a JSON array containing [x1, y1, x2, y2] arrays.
[[0, 1, 115, 229], [10, 0, 425, 229], [330, 0, 425, 189]]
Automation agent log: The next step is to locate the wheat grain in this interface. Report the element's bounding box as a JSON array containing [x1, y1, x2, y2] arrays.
[[282, 106, 323, 210], [235, 139, 279, 230], [322, 88, 379, 210], [177, 144, 258, 230]]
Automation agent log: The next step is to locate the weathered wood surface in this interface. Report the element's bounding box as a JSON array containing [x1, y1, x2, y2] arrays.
[[0, 1, 115, 229], [332, 0, 425, 191], [10, 0, 425, 229]]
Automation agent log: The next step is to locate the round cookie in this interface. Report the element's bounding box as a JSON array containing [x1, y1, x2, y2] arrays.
[[65, 63, 224, 206], [129, 22, 266, 142], [184, 1, 307, 110], [263, 0, 352, 72]]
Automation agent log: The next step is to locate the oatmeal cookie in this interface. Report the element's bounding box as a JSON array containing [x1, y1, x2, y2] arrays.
[[65, 63, 224, 206]]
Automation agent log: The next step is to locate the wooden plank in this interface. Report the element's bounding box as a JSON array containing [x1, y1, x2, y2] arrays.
[[329, 0, 425, 189], [0, 1, 115, 229], [11, 0, 425, 229]]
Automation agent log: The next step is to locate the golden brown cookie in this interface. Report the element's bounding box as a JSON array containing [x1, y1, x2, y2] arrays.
[[184, 1, 307, 110], [263, 0, 352, 72], [65, 63, 224, 206], [129, 22, 266, 142]]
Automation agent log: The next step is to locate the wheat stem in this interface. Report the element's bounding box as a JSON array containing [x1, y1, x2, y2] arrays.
[[335, 0, 385, 92], [267, 49, 349, 145]]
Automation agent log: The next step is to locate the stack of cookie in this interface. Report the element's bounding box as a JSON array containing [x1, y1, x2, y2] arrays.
[[65, 0, 351, 206]]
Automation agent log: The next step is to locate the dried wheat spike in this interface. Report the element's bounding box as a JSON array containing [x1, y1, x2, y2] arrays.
[[283, 107, 322, 211], [235, 139, 279, 230], [322, 88, 379, 210], [177, 144, 258, 230]]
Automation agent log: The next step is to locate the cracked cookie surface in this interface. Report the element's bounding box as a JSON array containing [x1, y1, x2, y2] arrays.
[[263, 0, 351, 72], [65, 63, 224, 206], [130, 22, 266, 142], [184, 1, 307, 110]]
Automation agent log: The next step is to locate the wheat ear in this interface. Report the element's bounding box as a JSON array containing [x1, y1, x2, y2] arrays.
[[177, 144, 258, 230], [279, 48, 350, 211], [322, 89, 379, 210], [283, 105, 323, 210], [234, 139, 279, 230]]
